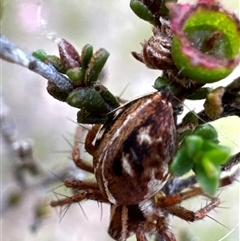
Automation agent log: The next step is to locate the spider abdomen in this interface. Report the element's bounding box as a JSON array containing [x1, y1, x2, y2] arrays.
[[94, 90, 177, 205]]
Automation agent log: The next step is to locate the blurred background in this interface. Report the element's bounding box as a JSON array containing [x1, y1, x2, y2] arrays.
[[1, 0, 239, 241]]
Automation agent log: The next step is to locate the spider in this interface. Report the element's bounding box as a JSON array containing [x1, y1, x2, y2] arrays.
[[51, 89, 238, 241]]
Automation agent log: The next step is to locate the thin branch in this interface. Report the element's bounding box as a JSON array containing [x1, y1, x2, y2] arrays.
[[197, 77, 240, 122], [0, 34, 74, 94], [1, 98, 79, 185], [221, 152, 240, 171], [197, 106, 240, 123]]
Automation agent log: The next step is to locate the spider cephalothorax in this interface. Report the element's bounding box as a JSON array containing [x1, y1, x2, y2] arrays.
[[51, 88, 237, 241]]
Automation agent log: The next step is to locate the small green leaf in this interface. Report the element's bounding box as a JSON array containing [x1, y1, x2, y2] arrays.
[[46, 55, 66, 73], [185, 135, 203, 157], [66, 68, 85, 85], [178, 129, 193, 145], [153, 77, 170, 90], [77, 109, 107, 124], [153, 77, 180, 95], [85, 48, 109, 86], [186, 87, 212, 100], [204, 146, 230, 166], [130, 0, 155, 23], [94, 83, 120, 110], [170, 147, 193, 176], [194, 160, 220, 196], [201, 140, 220, 152], [181, 111, 199, 128], [32, 49, 47, 62], [81, 44, 93, 68], [193, 124, 218, 142], [67, 87, 108, 113]]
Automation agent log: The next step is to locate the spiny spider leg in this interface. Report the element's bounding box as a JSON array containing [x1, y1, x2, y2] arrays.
[[84, 124, 101, 155], [165, 197, 220, 222], [51, 117, 239, 241], [156, 216, 177, 241], [108, 203, 177, 241], [157, 169, 240, 208], [135, 223, 148, 241], [64, 179, 99, 190], [151, 170, 239, 240], [72, 126, 94, 173], [220, 168, 240, 186], [51, 125, 106, 211], [50, 189, 108, 207], [156, 187, 204, 208]]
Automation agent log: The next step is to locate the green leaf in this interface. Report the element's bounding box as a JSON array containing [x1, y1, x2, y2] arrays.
[[204, 146, 230, 166], [32, 49, 47, 62], [85, 48, 109, 86], [178, 129, 193, 145], [153, 77, 180, 95], [193, 124, 218, 142], [194, 160, 220, 196], [181, 111, 199, 128], [130, 0, 155, 23], [94, 84, 120, 110], [185, 135, 203, 157], [170, 147, 193, 176], [67, 87, 108, 113], [77, 110, 107, 124], [46, 55, 66, 74], [66, 67, 85, 85], [81, 44, 93, 68], [186, 87, 212, 100], [201, 140, 220, 152]]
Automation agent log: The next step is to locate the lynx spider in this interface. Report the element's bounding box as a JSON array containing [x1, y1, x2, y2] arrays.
[[51, 90, 238, 241]]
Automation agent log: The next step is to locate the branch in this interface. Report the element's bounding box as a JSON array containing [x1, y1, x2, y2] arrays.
[[1, 99, 70, 189], [221, 152, 240, 171], [0, 34, 74, 94]]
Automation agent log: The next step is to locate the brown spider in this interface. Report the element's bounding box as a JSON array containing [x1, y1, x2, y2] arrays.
[[51, 90, 238, 241]]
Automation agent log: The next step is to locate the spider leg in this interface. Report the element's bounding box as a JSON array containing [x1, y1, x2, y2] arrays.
[[153, 170, 239, 239], [165, 197, 220, 222], [155, 216, 177, 241], [157, 169, 239, 208], [51, 125, 106, 211], [220, 168, 240, 186], [71, 126, 94, 173], [156, 187, 204, 208], [64, 179, 99, 190], [135, 223, 148, 241], [50, 189, 108, 207], [162, 175, 197, 196], [85, 124, 101, 155]]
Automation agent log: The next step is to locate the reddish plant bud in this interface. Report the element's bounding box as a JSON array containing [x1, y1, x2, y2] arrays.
[[58, 39, 81, 70], [132, 17, 174, 70]]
